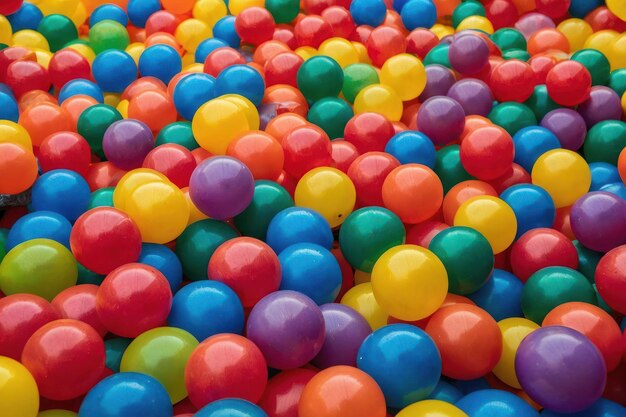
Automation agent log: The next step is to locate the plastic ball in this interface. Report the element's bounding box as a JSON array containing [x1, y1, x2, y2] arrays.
[[354, 84, 403, 122], [58, 79, 104, 105], [297, 56, 343, 103], [90, 4, 128, 26], [401, 0, 437, 30], [449, 33, 489, 75], [51, 284, 106, 336], [37, 14, 77, 52], [447, 79, 494, 118], [488, 102, 537, 136], [92, 50, 137, 94], [5, 210, 71, 251], [0, 356, 39, 417], [347, 152, 399, 206], [456, 389, 539, 417], [417, 96, 465, 146], [196, 399, 268, 417], [490, 59, 536, 103], [578, 86, 622, 128], [143, 144, 196, 188], [156, 122, 198, 150], [596, 245, 626, 315], [442, 180, 497, 226], [342, 63, 379, 103], [307, 97, 354, 139], [192, 98, 251, 154], [293, 15, 333, 48], [343, 112, 394, 154], [571, 191, 626, 253], [379, 53, 426, 101], [137, 244, 183, 292], [469, 269, 524, 322], [461, 126, 514, 181], [384, 130, 436, 168], [531, 149, 591, 208], [540, 108, 587, 151], [77, 104, 123, 158], [102, 119, 153, 170], [544, 60, 592, 107], [585, 120, 626, 165], [265, 0, 299, 23], [37, 132, 90, 177], [89, 20, 130, 54], [501, 185, 555, 238], [0, 142, 37, 195], [258, 368, 317, 417]]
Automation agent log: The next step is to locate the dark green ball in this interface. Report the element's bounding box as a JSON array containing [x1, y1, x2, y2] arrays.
[[574, 240, 602, 283], [424, 44, 451, 68], [38, 14, 78, 52], [297, 56, 344, 103], [76, 104, 123, 159], [88, 187, 115, 209], [155, 122, 199, 150], [435, 145, 474, 193], [584, 120, 626, 165], [488, 102, 537, 136], [525, 85, 560, 120], [571, 49, 611, 86], [608, 69, 626, 97], [265, 0, 300, 24], [491, 28, 527, 52], [307, 97, 354, 139], [234, 181, 294, 241]]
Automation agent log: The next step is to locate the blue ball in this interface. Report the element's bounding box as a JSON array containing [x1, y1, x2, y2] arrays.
[[540, 399, 626, 417], [138, 44, 182, 84], [569, 0, 602, 19], [0, 91, 18, 122], [93, 50, 138, 93], [195, 38, 229, 64], [138, 243, 183, 292], [600, 182, 626, 200], [214, 64, 265, 106], [278, 243, 342, 305], [400, 0, 437, 30], [513, 126, 561, 173], [385, 130, 437, 168], [31, 169, 91, 223], [127, 0, 161, 28], [350, 0, 387, 27], [357, 324, 442, 409], [468, 269, 524, 321], [79, 373, 173, 417], [393, 0, 411, 13], [6, 211, 72, 251], [457, 389, 540, 417], [90, 4, 129, 27], [7, 3, 43, 31], [500, 184, 556, 238], [196, 399, 268, 417], [173, 73, 216, 120], [451, 378, 492, 394], [213, 16, 241, 49], [58, 78, 104, 104], [590, 162, 622, 191], [266, 207, 333, 254], [428, 380, 463, 404], [168, 280, 245, 341]]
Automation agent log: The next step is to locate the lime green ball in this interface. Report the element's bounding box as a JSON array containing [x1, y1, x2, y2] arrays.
[[89, 20, 130, 55], [488, 102, 537, 136], [234, 181, 294, 241], [297, 56, 344, 103], [155, 122, 199, 150], [342, 63, 379, 103], [435, 145, 474, 193], [77, 104, 123, 158], [37, 14, 78, 52], [307, 97, 354, 139]]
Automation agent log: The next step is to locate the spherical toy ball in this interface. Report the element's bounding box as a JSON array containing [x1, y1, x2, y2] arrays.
[[584, 120, 626, 166], [595, 245, 626, 315], [307, 97, 354, 140], [196, 399, 268, 417], [297, 56, 343, 103], [31, 169, 91, 223], [468, 269, 524, 321], [401, 0, 438, 30], [385, 130, 436, 168], [492, 317, 540, 389], [500, 184, 556, 238], [282, 125, 332, 179], [442, 180, 497, 226], [0, 356, 39, 417], [6, 211, 72, 251], [192, 98, 253, 154], [354, 84, 403, 122], [515, 326, 606, 414], [234, 6, 275, 46], [540, 109, 587, 151], [350, 0, 386, 27], [102, 119, 154, 170], [58, 79, 104, 104], [456, 389, 540, 417], [247, 290, 325, 370], [89, 20, 130, 55], [531, 149, 591, 208], [446, 78, 494, 117], [395, 400, 468, 417], [417, 96, 465, 146], [461, 125, 515, 181], [571, 192, 626, 253], [266, 207, 332, 254], [38, 131, 91, 177], [184, 334, 267, 408], [90, 4, 128, 26], [51, 284, 106, 337], [380, 54, 427, 101], [512, 126, 561, 174], [258, 368, 317, 417], [342, 63, 380, 104], [112, 169, 169, 211], [172, 73, 216, 122], [546, 60, 592, 106], [142, 144, 197, 188], [0, 142, 36, 195], [489, 59, 536, 103], [578, 86, 623, 128], [449, 33, 489, 75], [137, 244, 183, 292]]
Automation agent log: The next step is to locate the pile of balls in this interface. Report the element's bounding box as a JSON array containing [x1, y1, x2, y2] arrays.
[[1, 0, 626, 416]]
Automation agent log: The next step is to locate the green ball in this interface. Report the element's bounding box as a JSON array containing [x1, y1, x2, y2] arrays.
[[105, 337, 133, 373], [452, 0, 486, 28], [176, 219, 238, 281], [89, 187, 115, 209], [342, 63, 379, 103], [338, 207, 405, 273], [521, 266, 596, 324], [574, 240, 602, 283], [0, 228, 7, 264], [155, 122, 199, 150], [584, 120, 626, 165], [234, 180, 294, 241], [525, 85, 560, 120], [608, 69, 626, 97], [502, 49, 530, 61], [571, 49, 611, 86], [89, 20, 130, 55], [37, 14, 78, 52], [429, 226, 494, 295], [77, 104, 123, 158], [424, 44, 451, 68], [307, 97, 354, 139], [297, 56, 344, 103], [77, 262, 105, 285], [265, 0, 300, 24], [488, 102, 537, 136], [435, 145, 474, 193], [491, 28, 527, 52]]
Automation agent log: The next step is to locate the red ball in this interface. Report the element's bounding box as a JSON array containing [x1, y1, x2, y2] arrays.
[[38, 132, 91, 177], [489, 59, 536, 103], [48, 49, 92, 90], [21, 319, 105, 400], [85, 161, 127, 191], [595, 245, 626, 315], [52, 284, 107, 337], [488, 163, 531, 194], [350, 24, 373, 44], [203, 47, 247, 77], [96, 263, 172, 337], [142, 144, 197, 188], [344, 112, 395, 153], [604, 362, 626, 406], [509, 228, 579, 282], [294, 15, 334, 48], [208, 237, 282, 308], [528, 54, 557, 85], [546, 60, 592, 107], [70, 207, 142, 275], [348, 152, 400, 207], [273, 26, 297, 49], [585, 7, 626, 32], [5, 60, 51, 99], [406, 29, 439, 59], [535, 0, 570, 19], [185, 334, 268, 409], [235, 7, 276, 46], [484, 0, 519, 30], [0, 294, 60, 360], [258, 369, 318, 417], [366, 26, 407, 68], [0, 0, 23, 15], [460, 126, 514, 181], [321, 6, 356, 39], [265, 52, 304, 88], [282, 125, 332, 179], [145, 10, 178, 36], [405, 221, 449, 247], [331, 140, 360, 173], [0, 46, 35, 83]]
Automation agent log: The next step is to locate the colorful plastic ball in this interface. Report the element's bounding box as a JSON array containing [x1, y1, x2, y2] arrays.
[[89, 20, 130, 54], [194, 38, 228, 64], [299, 366, 387, 417], [51, 284, 105, 337], [449, 33, 489, 75], [102, 119, 153, 170], [571, 191, 626, 253], [491, 317, 540, 389], [6, 211, 71, 251], [331, 140, 359, 174], [92, 50, 137, 94], [468, 269, 524, 321], [447, 79, 493, 118], [442, 180, 497, 226], [90, 4, 128, 26], [214, 64, 265, 107], [307, 97, 354, 139], [138, 45, 181, 85], [156, 122, 198, 150], [258, 368, 316, 417], [490, 60, 536, 103], [48, 49, 92, 91], [585, 121, 626, 165], [417, 64, 455, 103], [127, 0, 161, 28], [0, 91, 18, 122], [540, 108, 587, 151], [417, 96, 465, 146], [0, 142, 37, 195], [354, 84, 403, 122], [378, 54, 426, 101], [570, 49, 610, 86], [37, 14, 77, 52], [543, 60, 592, 107], [58, 79, 104, 105], [512, 126, 561, 174], [30, 170, 90, 223], [171, 74, 215, 121], [143, 144, 196, 188], [3, 1, 31, 21], [38, 132, 90, 177], [434, 146, 473, 194], [343, 112, 394, 154], [5, 60, 50, 99], [297, 56, 343, 103], [516, 326, 606, 413], [210, 15, 239, 49], [261, 208, 332, 257], [192, 97, 251, 154], [342, 63, 379, 104], [234, 7, 275, 46], [79, 372, 172, 417], [226, 132, 282, 181], [293, 15, 333, 49], [137, 244, 182, 292], [347, 152, 399, 207], [0, 356, 40, 417], [384, 131, 436, 168], [488, 102, 537, 136], [265, 0, 299, 23], [196, 399, 268, 417], [596, 245, 626, 315], [457, 389, 540, 417], [541, 398, 626, 417], [461, 126, 514, 181], [531, 149, 591, 208], [104, 338, 136, 372], [500, 184, 556, 238], [579, 87, 622, 128], [281, 125, 331, 179], [77, 104, 123, 158], [401, 0, 437, 30], [396, 400, 468, 417]]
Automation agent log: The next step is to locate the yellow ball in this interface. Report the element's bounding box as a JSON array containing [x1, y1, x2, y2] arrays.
[[457, 16, 494, 34], [33, 49, 52, 69], [380, 53, 427, 101], [69, 1, 88, 28], [0, 121, 32, 151], [371, 245, 448, 321], [12, 30, 50, 51], [175, 19, 212, 53], [319, 38, 359, 68], [609, 34, 626, 71], [0, 15, 12, 46], [125, 43, 145, 65], [104, 93, 121, 108], [228, 0, 265, 15], [557, 18, 593, 52], [352, 41, 371, 64], [295, 167, 356, 228], [354, 83, 403, 122], [531, 149, 591, 208], [492, 318, 540, 389], [116, 99, 129, 118], [113, 169, 169, 211], [0, 356, 39, 417], [124, 181, 190, 244], [220, 94, 261, 130], [607, 0, 626, 21], [37, 411, 77, 417], [295, 46, 318, 61], [396, 400, 469, 417], [340, 282, 387, 330], [584, 30, 619, 58], [192, 98, 251, 154], [36, 0, 80, 16], [432, 24, 455, 40], [454, 196, 517, 254], [193, 0, 228, 27]]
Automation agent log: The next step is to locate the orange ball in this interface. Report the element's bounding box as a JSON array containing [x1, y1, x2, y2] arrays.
[[122, 77, 168, 101], [618, 147, 626, 183], [263, 85, 309, 118], [227, 131, 284, 180], [253, 40, 291, 66], [528, 28, 570, 55], [299, 366, 387, 417], [127, 90, 177, 133], [61, 95, 99, 130], [0, 142, 38, 195], [19, 102, 73, 147], [265, 113, 309, 144], [382, 164, 444, 224], [18, 90, 56, 113], [161, 0, 195, 15], [442, 180, 498, 225]]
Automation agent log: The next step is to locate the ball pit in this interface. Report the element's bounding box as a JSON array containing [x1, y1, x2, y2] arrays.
[[0, 0, 625, 416]]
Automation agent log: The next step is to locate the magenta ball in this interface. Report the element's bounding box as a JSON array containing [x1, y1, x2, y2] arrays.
[[417, 96, 465, 145], [102, 119, 154, 170], [447, 78, 494, 117], [577, 86, 623, 128], [570, 191, 626, 253], [540, 108, 587, 151], [246, 290, 325, 370], [418, 65, 456, 102], [189, 156, 254, 220], [448, 34, 489, 75]]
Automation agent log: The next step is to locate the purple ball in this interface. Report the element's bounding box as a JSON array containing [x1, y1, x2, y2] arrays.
[[246, 290, 325, 370], [515, 326, 606, 414], [447, 78, 494, 117], [417, 96, 465, 146], [419, 65, 456, 102], [448, 34, 489, 75], [312, 303, 372, 369], [515, 12, 555, 39], [577, 86, 623, 128], [540, 108, 587, 151], [102, 119, 154, 170], [189, 156, 254, 220], [570, 191, 626, 253]]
